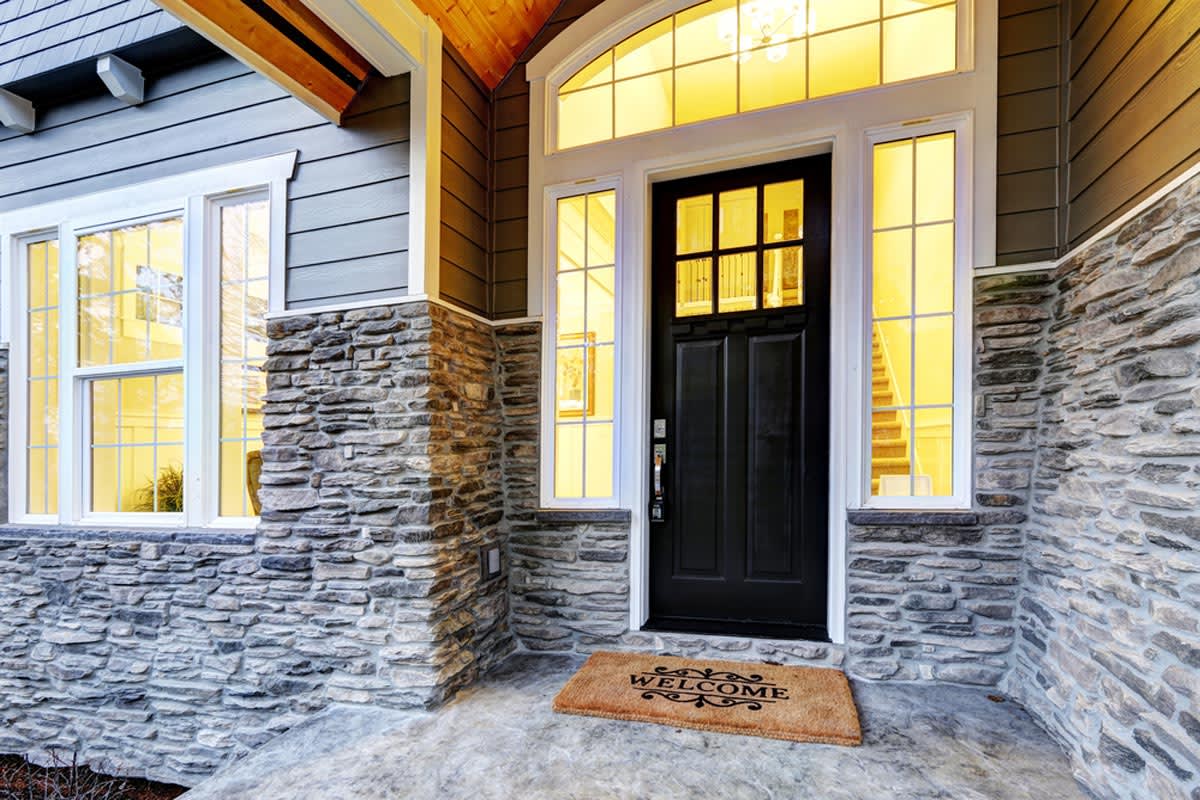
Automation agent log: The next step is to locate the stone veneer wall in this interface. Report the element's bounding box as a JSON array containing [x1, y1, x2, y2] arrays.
[[1010, 175, 1200, 800], [0, 301, 512, 786]]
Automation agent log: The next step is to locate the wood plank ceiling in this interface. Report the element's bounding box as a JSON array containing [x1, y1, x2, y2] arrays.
[[414, 0, 562, 88]]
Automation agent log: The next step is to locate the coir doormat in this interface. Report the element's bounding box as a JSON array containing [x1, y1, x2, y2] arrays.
[[553, 651, 862, 746]]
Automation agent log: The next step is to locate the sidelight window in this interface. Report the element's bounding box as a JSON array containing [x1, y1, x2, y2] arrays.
[[549, 188, 618, 502], [5, 155, 291, 526], [556, 0, 959, 149], [868, 128, 964, 502]]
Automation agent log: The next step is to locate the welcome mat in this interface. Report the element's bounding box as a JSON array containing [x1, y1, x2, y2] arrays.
[[553, 651, 862, 746]]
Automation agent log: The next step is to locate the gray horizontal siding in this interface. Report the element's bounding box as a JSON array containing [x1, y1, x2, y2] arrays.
[[0, 0, 182, 84], [440, 41, 489, 316], [0, 55, 412, 308]]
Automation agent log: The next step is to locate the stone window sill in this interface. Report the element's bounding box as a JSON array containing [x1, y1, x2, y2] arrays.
[[535, 508, 632, 524], [0, 524, 256, 545], [846, 510, 978, 527]]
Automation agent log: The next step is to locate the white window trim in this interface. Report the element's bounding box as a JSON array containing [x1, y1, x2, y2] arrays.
[[524, 0, 997, 643], [1, 151, 296, 529], [539, 177, 623, 509], [862, 114, 975, 511]]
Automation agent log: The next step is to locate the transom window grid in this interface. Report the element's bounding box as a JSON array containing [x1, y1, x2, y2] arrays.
[[674, 181, 805, 318], [553, 189, 618, 501], [557, 0, 959, 150], [869, 131, 956, 499]]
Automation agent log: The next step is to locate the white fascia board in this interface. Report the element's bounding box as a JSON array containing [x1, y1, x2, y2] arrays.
[[301, 0, 429, 75]]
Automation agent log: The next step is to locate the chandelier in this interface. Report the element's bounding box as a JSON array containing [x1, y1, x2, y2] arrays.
[[718, 1, 806, 64]]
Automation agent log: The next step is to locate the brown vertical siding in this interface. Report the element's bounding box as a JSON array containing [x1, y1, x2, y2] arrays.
[[1065, 0, 1200, 246], [489, 0, 605, 319], [996, 0, 1065, 265], [441, 40, 492, 316]]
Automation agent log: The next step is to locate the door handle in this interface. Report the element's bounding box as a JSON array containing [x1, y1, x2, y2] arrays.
[[650, 445, 667, 523], [654, 453, 664, 499]]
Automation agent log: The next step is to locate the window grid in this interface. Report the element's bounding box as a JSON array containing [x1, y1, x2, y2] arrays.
[[89, 372, 185, 513], [870, 131, 956, 499], [26, 239, 60, 516], [558, 0, 957, 149]]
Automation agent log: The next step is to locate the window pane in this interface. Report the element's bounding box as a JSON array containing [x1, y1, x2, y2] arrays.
[[584, 423, 614, 497], [764, 246, 803, 308], [26, 238, 59, 517], [873, 139, 913, 229], [90, 372, 185, 514], [559, 85, 613, 149], [915, 132, 956, 223], [554, 190, 619, 500], [557, 270, 586, 343], [77, 217, 184, 367], [915, 223, 954, 314], [809, 23, 880, 98], [809, 0, 878, 33], [676, 257, 713, 316], [555, 424, 584, 498], [883, 5, 956, 84], [220, 199, 269, 517], [562, 51, 613, 93], [592, 345, 616, 421], [873, 229, 912, 318], [587, 192, 617, 266], [614, 18, 673, 79], [676, 0, 737, 65], [719, 187, 757, 249], [871, 408, 911, 497], [615, 72, 673, 137], [764, 180, 804, 243], [871, 132, 957, 499], [676, 57, 737, 125], [587, 268, 616, 343], [913, 407, 953, 496], [558, 195, 587, 271], [677, 195, 713, 254], [873, 320, 912, 408], [740, 41, 807, 111], [915, 315, 954, 406], [718, 252, 757, 313]]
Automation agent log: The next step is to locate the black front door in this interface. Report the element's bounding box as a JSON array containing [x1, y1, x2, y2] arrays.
[[648, 155, 831, 641]]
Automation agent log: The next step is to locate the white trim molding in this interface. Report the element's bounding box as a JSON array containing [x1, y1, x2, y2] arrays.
[[301, 0, 430, 76], [406, 22, 443, 300], [524, 0, 999, 645]]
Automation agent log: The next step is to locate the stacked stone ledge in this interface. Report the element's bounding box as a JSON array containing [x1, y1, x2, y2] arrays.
[[0, 301, 512, 785], [1010, 174, 1200, 800]]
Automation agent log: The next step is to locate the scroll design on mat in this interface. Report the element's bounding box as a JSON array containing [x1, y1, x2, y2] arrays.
[[630, 664, 789, 711]]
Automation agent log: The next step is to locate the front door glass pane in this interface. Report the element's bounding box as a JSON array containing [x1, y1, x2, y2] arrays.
[[718, 252, 757, 312], [719, 188, 758, 249]]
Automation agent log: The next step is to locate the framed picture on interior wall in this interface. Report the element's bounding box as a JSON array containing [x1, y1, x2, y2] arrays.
[[556, 332, 596, 418]]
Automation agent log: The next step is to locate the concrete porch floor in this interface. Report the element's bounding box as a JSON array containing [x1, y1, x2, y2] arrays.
[[182, 654, 1086, 800]]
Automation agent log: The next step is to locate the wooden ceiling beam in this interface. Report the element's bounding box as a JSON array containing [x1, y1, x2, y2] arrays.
[[154, 0, 370, 123]]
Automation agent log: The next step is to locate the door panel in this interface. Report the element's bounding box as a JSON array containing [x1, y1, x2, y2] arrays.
[[648, 155, 831, 641], [674, 339, 724, 576]]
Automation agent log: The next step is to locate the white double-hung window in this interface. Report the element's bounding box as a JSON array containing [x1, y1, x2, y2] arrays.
[[2, 153, 294, 527]]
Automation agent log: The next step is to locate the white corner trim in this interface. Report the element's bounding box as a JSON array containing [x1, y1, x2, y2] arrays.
[[0, 88, 35, 133], [96, 54, 145, 105], [300, 0, 426, 75], [406, 22, 443, 302]]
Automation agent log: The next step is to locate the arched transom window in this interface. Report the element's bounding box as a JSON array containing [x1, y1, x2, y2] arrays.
[[557, 0, 958, 149]]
